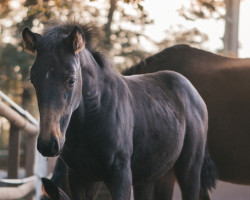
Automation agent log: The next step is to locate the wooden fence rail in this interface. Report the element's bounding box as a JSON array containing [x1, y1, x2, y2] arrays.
[[0, 180, 36, 200], [0, 176, 37, 200], [0, 94, 39, 199]]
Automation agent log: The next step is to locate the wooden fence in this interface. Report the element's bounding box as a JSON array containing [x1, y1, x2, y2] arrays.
[[0, 91, 39, 199]]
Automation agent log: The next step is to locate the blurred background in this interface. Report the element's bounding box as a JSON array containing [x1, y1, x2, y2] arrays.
[[0, 0, 249, 199]]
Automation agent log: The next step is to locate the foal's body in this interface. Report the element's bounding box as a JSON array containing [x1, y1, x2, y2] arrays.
[[62, 70, 207, 200], [22, 23, 215, 200]]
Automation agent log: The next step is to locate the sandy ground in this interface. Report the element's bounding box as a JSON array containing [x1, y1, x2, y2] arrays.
[[173, 181, 250, 200], [2, 168, 250, 199]]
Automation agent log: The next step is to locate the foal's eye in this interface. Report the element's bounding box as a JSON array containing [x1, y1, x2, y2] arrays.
[[68, 78, 76, 87]]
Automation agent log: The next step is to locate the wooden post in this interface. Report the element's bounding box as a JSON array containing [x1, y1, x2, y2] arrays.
[[25, 134, 36, 177], [0, 97, 38, 199], [8, 125, 21, 179], [223, 0, 240, 56], [25, 134, 36, 200]]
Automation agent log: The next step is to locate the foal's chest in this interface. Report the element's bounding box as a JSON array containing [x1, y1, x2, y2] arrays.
[[61, 143, 108, 181]]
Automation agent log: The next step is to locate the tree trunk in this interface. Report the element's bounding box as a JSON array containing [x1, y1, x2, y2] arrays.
[[223, 0, 240, 56], [104, 0, 117, 50]]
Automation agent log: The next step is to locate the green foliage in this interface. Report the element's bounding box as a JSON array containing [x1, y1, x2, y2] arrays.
[[0, 43, 34, 101]]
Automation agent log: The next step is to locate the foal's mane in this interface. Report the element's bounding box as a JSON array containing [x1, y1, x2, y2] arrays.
[[39, 21, 102, 51], [37, 21, 109, 68]]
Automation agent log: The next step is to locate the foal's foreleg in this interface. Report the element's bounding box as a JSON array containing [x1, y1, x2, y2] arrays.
[[105, 159, 133, 200], [133, 171, 176, 200], [68, 170, 95, 200], [133, 182, 155, 200], [153, 171, 176, 200]]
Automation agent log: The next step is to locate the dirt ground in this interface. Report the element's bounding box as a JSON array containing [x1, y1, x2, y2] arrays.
[[173, 181, 250, 200]]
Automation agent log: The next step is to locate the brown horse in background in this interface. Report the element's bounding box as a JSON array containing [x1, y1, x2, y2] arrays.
[[124, 44, 250, 185]]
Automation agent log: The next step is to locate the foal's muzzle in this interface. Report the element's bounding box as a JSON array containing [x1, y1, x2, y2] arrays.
[[37, 135, 60, 157]]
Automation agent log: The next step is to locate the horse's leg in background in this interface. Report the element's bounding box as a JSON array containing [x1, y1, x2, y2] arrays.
[[153, 171, 176, 200], [68, 170, 95, 200], [133, 182, 155, 200]]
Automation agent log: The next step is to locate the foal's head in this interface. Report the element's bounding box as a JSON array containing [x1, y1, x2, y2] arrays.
[[22, 24, 87, 156]]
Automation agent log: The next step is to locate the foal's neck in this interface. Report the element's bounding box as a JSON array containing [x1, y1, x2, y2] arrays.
[[78, 49, 121, 121]]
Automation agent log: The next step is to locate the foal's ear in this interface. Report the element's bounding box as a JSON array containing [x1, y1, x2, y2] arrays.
[[66, 25, 85, 54], [41, 178, 60, 200], [22, 27, 41, 54]]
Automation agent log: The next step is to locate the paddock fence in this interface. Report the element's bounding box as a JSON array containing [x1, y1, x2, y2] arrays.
[[0, 90, 40, 200]]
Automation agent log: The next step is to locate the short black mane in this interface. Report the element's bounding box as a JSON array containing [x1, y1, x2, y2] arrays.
[[37, 21, 110, 68], [37, 21, 102, 52]]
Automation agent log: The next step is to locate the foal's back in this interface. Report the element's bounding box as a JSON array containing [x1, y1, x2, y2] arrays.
[[124, 70, 208, 185]]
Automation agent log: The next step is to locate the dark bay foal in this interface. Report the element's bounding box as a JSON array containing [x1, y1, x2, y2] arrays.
[[22, 22, 215, 200]]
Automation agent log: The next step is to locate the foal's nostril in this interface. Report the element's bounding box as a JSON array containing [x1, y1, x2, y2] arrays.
[[51, 137, 59, 155]]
